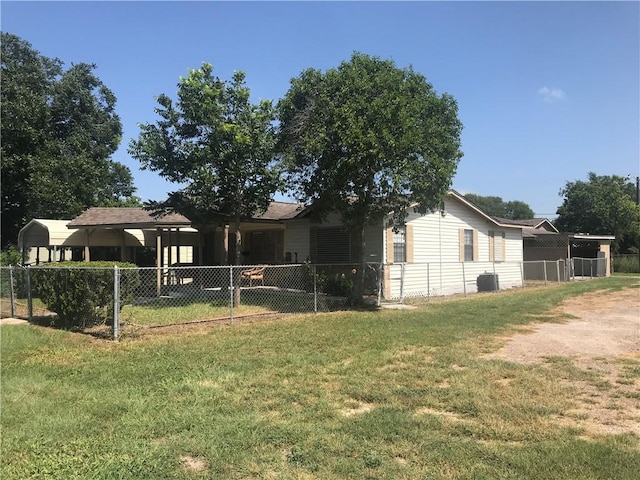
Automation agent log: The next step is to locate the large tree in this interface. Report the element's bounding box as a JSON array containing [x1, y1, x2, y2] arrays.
[[463, 193, 535, 220], [1, 32, 138, 248], [129, 63, 279, 269], [278, 53, 463, 302], [555, 172, 640, 253]]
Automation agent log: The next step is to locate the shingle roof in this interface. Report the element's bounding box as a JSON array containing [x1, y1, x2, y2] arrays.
[[254, 201, 306, 220], [67, 208, 192, 228]]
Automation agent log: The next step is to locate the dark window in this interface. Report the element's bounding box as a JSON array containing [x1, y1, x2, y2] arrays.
[[316, 227, 350, 263]]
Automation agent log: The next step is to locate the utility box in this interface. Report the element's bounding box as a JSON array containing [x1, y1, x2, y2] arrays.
[[477, 273, 499, 292]]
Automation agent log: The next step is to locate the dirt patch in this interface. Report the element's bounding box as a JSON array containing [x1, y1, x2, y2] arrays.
[[489, 285, 640, 437]]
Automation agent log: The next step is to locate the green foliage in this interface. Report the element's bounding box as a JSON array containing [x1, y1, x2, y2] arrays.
[[613, 254, 640, 274], [464, 193, 535, 220], [31, 261, 140, 330], [0, 245, 22, 266], [129, 64, 280, 266], [556, 172, 640, 253], [0, 32, 137, 248], [320, 272, 355, 298], [278, 53, 462, 301]]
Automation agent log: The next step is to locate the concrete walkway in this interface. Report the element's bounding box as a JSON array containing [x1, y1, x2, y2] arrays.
[[0, 317, 29, 325]]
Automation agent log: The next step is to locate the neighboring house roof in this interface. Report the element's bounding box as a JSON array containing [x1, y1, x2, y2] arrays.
[[67, 208, 192, 229], [493, 217, 559, 232]]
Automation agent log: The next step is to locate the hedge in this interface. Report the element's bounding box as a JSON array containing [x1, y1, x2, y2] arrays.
[[31, 262, 140, 330]]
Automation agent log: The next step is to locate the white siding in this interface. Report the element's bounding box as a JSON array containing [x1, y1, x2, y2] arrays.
[[283, 219, 311, 262], [398, 198, 522, 264], [384, 196, 524, 298]]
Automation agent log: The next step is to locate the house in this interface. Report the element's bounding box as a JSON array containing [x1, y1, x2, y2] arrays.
[[250, 190, 523, 298], [22, 192, 525, 299]]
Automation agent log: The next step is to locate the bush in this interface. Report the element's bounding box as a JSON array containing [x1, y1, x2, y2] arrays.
[[613, 254, 640, 273], [31, 262, 140, 330], [0, 245, 22, 266]]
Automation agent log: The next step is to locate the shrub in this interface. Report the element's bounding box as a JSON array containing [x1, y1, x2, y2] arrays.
[[613, 254, 640, 273], [31, 262, 140, 330], [0, 245, 22, 266], [321, 272, 355, 297]]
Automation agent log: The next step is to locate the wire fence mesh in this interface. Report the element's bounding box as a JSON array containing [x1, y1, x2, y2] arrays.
[[0, 257, 609, 339]]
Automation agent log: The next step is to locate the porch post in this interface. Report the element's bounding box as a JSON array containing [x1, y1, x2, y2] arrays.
[[84, 228, 91, 262], [176, 228, 181, 264], [120, 229, 127, 262]]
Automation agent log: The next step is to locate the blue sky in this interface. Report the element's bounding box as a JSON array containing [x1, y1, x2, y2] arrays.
[[2, 1, 638, 218]]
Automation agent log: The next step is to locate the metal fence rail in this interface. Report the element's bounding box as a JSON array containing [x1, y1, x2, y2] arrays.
[[0, 257, 607, 339]]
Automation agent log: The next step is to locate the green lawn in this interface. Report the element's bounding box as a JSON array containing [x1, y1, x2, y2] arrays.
[[1, 276, 639, 479]]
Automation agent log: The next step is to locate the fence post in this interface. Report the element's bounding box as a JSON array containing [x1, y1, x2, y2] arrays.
[[462, 262, 467, 296], [519, 262, 525, 289], [400, 263, 405, 303], [543, 261, 548, 285], [313, 265, 318, 313], [376, 263, 382, 307], [427, 263, 431, 298], [229, 266, 234, 322], [556, 261, 561, 284], [26, 265, 33, 321], [9, 265, 16, 318], [113, 266, 120, 341]]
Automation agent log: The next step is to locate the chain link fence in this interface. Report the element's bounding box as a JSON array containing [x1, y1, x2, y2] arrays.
[[0, 257, 609, 339]]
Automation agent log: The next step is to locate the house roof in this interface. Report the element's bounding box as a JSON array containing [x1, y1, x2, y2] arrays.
[[447, 191, 524, 230], [67, 208, 192, 229], [253, 201, 306, 221]]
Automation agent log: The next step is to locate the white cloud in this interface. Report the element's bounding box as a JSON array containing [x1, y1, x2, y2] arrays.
[[538, 86, 566, 102]]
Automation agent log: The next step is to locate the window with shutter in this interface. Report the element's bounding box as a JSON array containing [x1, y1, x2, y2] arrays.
[[315, 227, 351, 263]]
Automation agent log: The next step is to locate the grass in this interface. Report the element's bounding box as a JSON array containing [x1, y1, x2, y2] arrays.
[[1, 276, 639, 479]]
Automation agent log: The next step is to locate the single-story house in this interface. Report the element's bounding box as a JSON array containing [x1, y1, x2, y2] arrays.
[[20, 191, 526, 299]]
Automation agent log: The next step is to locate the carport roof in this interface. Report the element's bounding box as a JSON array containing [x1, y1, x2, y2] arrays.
[[67, 208, 192, 229]]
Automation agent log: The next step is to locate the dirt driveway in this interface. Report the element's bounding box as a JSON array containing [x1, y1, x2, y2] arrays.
[[490, 284, 640, 437]]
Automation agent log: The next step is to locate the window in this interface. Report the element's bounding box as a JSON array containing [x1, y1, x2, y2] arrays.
[[393, 226, 406, 263], [489, 231, 505, 262], [464, 229, 474, 262], [314, 227, 350, 263]]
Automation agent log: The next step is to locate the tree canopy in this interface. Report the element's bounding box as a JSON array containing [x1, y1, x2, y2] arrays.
[[463, 194, 535, 220], [555, 172, 640, 253], [1, 32, 138, 248], [129, 64, 279, 265], [278, 52, 463, 300]]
